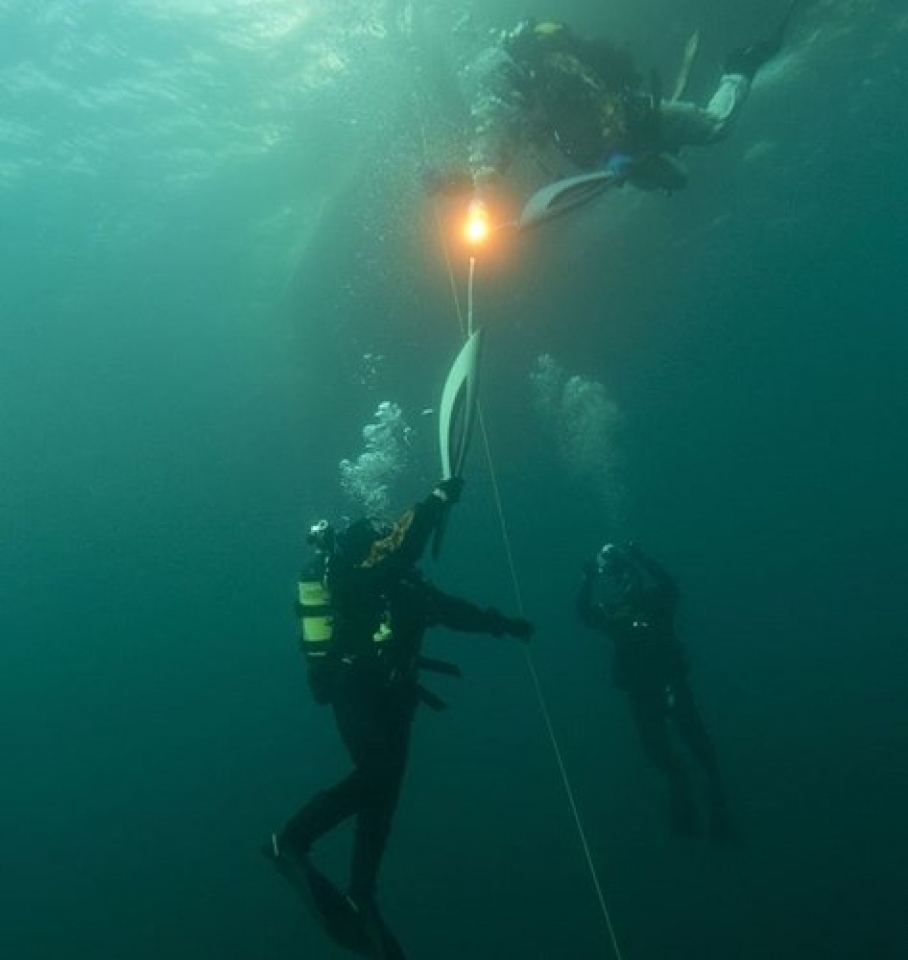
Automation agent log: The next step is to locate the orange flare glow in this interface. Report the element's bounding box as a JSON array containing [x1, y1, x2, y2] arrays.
[[463, 200, 491, 246]]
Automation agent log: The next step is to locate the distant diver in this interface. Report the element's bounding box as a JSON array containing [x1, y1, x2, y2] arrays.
[[431, 4, 796, 227], [266, 478, 534, 957], [577, 542, 736, 842]]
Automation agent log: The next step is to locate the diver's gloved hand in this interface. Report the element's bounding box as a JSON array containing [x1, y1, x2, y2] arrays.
[[433, 476, 464, 505], [487, 608, 535, 642]]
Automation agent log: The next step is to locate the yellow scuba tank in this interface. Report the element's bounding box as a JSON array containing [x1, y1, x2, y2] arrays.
[[297, 560, 334, 662], [535, 21, 567, 37], [296, 561, 393, 662]]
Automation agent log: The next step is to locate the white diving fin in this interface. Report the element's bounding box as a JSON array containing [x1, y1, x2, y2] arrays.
[[519, 169, 617, 230]]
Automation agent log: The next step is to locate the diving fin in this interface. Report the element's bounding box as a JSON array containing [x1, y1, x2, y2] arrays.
[[264, 837, 373, 954], [350, 898, 409, 960], [671, 31, 700, 101], [519, 169, 616, 229], [306, 868, 378, 955]]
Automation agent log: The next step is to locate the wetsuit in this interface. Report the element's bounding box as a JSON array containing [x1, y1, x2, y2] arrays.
[[577, 547, 732, 839], [283, 494, 526, 899], [462, 20, 756, 195]]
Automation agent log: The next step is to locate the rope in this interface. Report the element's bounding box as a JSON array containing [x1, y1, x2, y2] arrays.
[[469, 266, 625, 960], [466, 256, 476, 337], [405, 16, 624, 956]]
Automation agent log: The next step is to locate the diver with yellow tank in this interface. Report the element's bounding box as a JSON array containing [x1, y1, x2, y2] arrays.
[[267, 478, 534, 958]]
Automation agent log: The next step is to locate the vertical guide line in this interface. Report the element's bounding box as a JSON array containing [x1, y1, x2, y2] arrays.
[[470, 267, 624, 960], [408, 22, 624, 955]]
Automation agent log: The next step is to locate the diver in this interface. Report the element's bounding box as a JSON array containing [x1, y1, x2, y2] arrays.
[[435, 6, 794, 208], [577, 542, 735, 843], [267, 477, 534, 957]]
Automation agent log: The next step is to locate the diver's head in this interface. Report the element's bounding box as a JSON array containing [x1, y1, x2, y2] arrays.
[[596, 542, 629, 574], [596, 543, 642, 602], [307, 519, 336, 555], [334, 516, 393, 567]]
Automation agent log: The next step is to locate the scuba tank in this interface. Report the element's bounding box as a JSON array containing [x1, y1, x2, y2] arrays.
[[297, 553, 337, 706], [296, 516, 463, 709], [296, 555, 334, 663], [297, 519, 336, 664], [296, 518, 393, 665], [295, 570, 393, 664]]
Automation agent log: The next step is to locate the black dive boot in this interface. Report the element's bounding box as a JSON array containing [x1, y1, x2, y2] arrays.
[[725, 0, 797, 80]]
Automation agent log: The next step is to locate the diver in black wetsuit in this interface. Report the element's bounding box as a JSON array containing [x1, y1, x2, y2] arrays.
[[577, 542, 735, 842], [269, 478, 533, 955]]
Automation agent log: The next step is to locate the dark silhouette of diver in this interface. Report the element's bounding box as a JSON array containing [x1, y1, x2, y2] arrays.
[[432, 4, 796, 203], [267, 478, 534, 956], [577, 542, 735, 842]]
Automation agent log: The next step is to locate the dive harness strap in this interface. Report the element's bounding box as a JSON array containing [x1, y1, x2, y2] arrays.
[[417, 654, 462, 678], [417, 684, 449, 712], [416, 655, 462, 711]]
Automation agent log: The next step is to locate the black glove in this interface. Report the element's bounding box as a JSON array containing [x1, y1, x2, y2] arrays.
[[434, 476, 464, 505], [487, 608, 535, 642]]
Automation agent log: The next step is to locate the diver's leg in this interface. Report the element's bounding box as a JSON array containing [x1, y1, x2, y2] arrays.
[[275, 681, 412, 955], [671, 682, 736, 843], [670, 682, 720, 777], [659, 74, 751, 148], [278, 683, 374, 857], [703, 73, 752, 132], [279, 775, 368, 858], [660, 6, 792, 151], [629, 690, 699, 836], [346, 685, 417, 902]]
